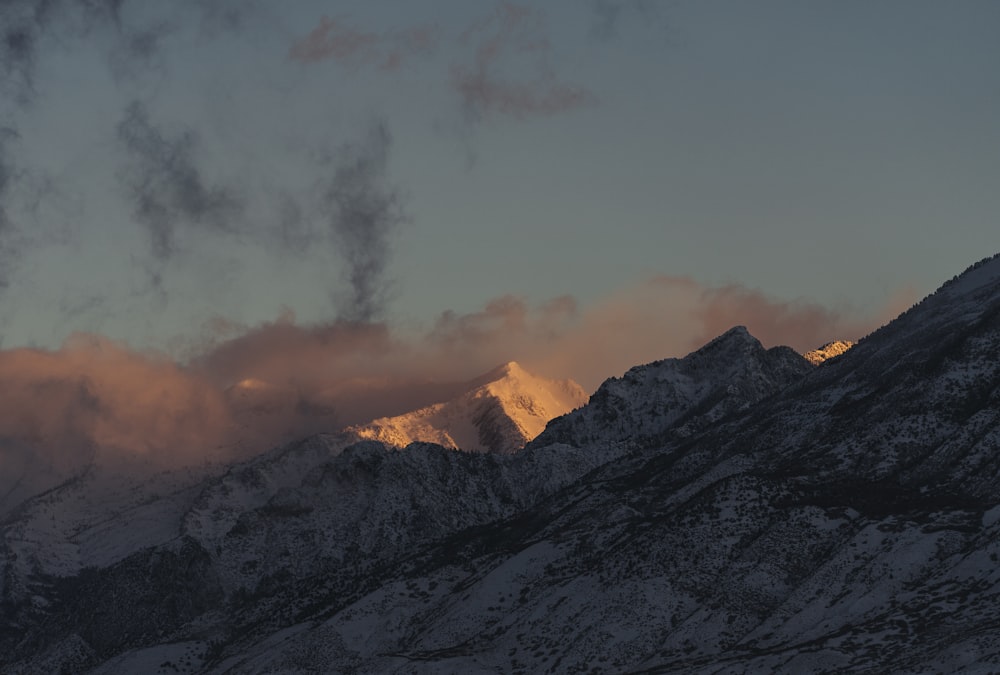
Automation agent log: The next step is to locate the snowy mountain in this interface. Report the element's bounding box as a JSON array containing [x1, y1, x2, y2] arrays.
[[0, 361, 577, 579], [0, 323, 812, 672], [802, 338, 855, 365], [534, 325, 813, 450], [350, 361, 587, 454], [5, 252, 1000, 673]]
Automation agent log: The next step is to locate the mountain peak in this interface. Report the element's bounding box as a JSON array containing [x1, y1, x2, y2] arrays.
[[12, 254, 1000, 674], [534, 325, 810, 449], [350, 362, 587, 454], [803, 339, 855, 365], [703, 325, 761, 350], [482, 360, 528, 381], [684, 325, 765, 366]]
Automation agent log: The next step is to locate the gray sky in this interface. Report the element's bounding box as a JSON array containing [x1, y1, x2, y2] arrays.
[[1, 0, 998, 354]]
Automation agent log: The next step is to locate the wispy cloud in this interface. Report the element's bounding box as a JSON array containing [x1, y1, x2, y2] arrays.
[[0, 274, 914, 509], [314, 120, 407, 322], [451, 72, 595, 120], [452, 2, 596, 121], [419, 278, 916, 390], [289, 16, 379, 66], [0, 128, 22, 293], [0, 0, 134, 100], [289, 15, 439, 70], [0, 0, 265, 297], [105, 19, 176, 82], [0, 0, 50, 102], [290, 3, 594, 121], [115, 100, 244, 264]]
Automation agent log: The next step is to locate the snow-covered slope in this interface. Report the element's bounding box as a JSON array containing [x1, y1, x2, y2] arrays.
[[535, 325, 813, 449], [0, 363, 579, 589], [350, 361, 587, 454], [802, 339, 854, 365], [201, 254, 1000, 674], [0, 322, 814, 672], [0, 438, 83, 517], [7, 253, 1000, 674]]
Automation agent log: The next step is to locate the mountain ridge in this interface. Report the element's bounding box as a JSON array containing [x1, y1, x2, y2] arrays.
[[200, 251, 1000, 672], [5, 253, 1000, 672], [349, 360, 587, 454], [533, 325, 813, 449]]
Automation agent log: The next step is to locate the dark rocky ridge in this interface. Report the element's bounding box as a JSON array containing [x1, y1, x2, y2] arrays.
[[3, 253, 1000, 672]]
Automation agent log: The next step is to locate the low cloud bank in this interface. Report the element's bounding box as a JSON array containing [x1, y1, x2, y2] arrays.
[[0, 277, 915, 491]]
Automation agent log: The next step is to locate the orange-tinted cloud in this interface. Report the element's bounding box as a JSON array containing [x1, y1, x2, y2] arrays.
[[289, 16, 439, 70], [0, 277, 914, 507], [289, 5, 594, 120], [451, 70, 595, 119], [0, 333, 238, 510], [415, 277, 917, 390], [289, 16, 379, 65], [680, 277, 918, 354], [453, 2, 595, 120]]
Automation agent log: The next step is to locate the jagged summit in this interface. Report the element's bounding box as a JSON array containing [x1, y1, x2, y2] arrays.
[[534, 325, 812, 449], [350, 361, 587, 454], [803, 339, 855, 365], [480, 360, 528, 379], [712, 324, 753, 340], [684, 324, 772, 364]]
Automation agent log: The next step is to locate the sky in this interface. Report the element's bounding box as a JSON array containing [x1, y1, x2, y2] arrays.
[[0, 1, 998, 469]]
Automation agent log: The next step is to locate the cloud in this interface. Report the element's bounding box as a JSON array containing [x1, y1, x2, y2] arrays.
[[0, 127, 66, 303], [0, 2, 45, 103], [289, 16, 379, 66], [177, 275, 911, 411], [0, 128, 23, 293], [0, 275, 914, 510], [452, 2, 596, 121], [115, 100, 244, 264], [0, 317, 450, 493], [0, 335, 238, 505], [451, 72, 595, 120], [290, 4, 593, 121], [201, 277, 914, 400], [0, 0, 131, 101], [315, 120, 407, 322], [381, 25, 440, 71], [105, 18, 176, 82], [0, 0, 278, 305], [416, 278, 916, 390], [193, 314, 397, 390], [289, 16, 439, 70], [680, 278, 918, 353]]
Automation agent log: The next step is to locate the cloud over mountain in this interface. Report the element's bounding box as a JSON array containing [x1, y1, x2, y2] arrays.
[[0, 274, 912, 497]]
